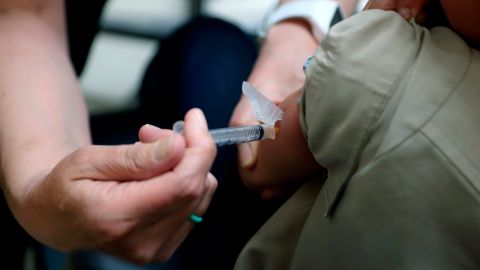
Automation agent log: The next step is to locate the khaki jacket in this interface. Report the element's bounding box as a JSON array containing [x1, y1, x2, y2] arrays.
[[235, 10, 480, 270]]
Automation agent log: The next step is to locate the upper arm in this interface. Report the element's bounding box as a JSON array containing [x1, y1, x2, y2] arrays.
[[300, 10, 420, 170], [240, 90, 323, 190]]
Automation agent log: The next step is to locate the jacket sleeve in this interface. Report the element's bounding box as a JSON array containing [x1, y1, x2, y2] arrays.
[[299, 10, 422, 215], [300, 9, 420, 171]]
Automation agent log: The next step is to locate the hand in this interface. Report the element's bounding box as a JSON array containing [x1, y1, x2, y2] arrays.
[[14, 109, 217, 264], [230, 19, 318, 168], [238, 91, 324, 199], [364, 0, 432, 23]]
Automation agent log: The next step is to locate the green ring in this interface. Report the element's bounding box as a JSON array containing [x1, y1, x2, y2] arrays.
[[189, 214, 203, 223]]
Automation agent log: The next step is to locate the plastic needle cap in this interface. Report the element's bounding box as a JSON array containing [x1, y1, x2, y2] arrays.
[[242, 81, 284, 138]]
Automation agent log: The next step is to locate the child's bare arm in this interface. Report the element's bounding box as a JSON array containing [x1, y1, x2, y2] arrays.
[[239, 90, 324, 198]]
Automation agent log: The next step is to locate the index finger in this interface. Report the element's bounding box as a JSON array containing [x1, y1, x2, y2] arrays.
[[105, 109, 216, 217], [175, 108, 216, 175]]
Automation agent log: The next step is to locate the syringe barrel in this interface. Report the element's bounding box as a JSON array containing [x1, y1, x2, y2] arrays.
[[209, 125, 264, 147]]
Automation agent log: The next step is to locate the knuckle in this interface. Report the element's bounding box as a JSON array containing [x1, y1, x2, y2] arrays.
[[121, 241, 175, 264], [153, 249, 176, 263], [209, 175, 218, 192], [94, 219, 138, 252], [96, 224, 129, 248], [174, 173, 204, 202], [69, 145, 93, 165], [182, 178, 204, 200], [122, 249, 152, 265], [121, 145, 150, 174], [101, 238, 155, 265], [131, 249, 157, 265]]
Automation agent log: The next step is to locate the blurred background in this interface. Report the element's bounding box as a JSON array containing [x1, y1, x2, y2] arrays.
[[80, 0, 276, 115]]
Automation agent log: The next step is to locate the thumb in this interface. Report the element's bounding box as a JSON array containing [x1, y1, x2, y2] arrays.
[[238, 141, 259, 169], [230, 96, 256, 127], [68, 135, 185, 181]]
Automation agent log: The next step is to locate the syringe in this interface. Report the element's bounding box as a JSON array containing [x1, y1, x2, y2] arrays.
[[172, 121, 276, 147], [172, 81, 284, 147]]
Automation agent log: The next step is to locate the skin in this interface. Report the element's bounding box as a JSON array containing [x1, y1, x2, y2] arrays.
[[364, 0, 432, 21], [230, 0, 360, 198], [231, 0, 445, 199], [228, 0, 358, 198], [229, 18, 319, 198], [1, 0, 472, 262], [0, 0, 217, 264], [439, 0, 480, 48], [239, 90, 324, 197]]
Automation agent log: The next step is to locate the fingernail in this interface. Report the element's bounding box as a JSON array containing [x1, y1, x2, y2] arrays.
[[192, 109, 208, 129], [239, 142, 259, 168], [153, 135, 173, 161], [398, 7, 411, 19], [143, 124, 162, 132], [238, 143, 253, 167]]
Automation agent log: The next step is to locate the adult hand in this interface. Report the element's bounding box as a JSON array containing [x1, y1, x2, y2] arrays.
[[230, 19, 318, 169], [364, 0, 432, 23], [14, 109, 217, 264]]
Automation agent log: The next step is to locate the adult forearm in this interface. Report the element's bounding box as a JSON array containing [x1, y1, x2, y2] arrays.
[[0, 9, 90, 201], [249, 0, 357, 102], [278, 0, 359, 17]]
